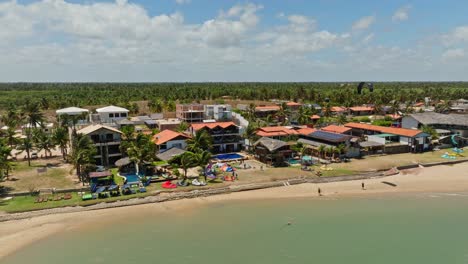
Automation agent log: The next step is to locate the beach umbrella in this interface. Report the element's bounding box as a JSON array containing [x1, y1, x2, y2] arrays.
[[115, 157, 131, 167]]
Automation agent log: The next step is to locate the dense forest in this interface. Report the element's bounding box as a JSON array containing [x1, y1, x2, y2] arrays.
[[0, 82, 467, 111]]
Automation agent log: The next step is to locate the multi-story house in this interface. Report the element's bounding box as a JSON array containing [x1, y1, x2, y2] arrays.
[[77, 124, 123, 167], [176, 104, 205, 123], [95, 105, 129, 124], [189, 122, 243, 153], [204, 104, 233, 121]]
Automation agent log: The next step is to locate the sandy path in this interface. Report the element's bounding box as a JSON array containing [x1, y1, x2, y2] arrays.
[[1, 163, 468, 259]]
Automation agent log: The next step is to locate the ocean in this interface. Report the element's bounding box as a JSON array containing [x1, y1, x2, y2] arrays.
[[4, 193, 468, 264]]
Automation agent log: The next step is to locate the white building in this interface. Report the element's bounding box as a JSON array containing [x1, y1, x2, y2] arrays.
[[95, 105, 129, 124], [56, 107, 90, 125], [204, 104, 232, 121]]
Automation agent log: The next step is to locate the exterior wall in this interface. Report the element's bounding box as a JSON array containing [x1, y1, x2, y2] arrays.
[[176, 104, 204, 123], [87, 129, 122, 167], [401, 116, 420, 129], [159, 140, 187, 152], [98, 112, 128, 124], [345, 147, 361, 158], [367, 135, 386, 145]]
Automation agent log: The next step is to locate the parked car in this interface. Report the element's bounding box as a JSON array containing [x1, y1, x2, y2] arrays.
[[31, 152, 38, 159]]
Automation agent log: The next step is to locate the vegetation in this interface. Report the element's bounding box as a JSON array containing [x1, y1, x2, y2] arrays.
[[69, 133, 96, 184]]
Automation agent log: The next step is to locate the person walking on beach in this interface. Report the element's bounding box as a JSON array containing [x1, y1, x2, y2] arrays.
[[361, 182, 365, 190], [318, 187, 322, 196], [260, 165, 263, 171]]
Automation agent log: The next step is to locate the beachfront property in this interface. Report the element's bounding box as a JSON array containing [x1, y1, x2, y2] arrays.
[[402, 112, 468, 137], [189, 121, 243, 153], [298, 130, 361, 158], [321, 125, 352, 135], [55, 107, 90, 125], [95, 105, 129, 124], [77, 124, 123, 167], [344, 122, 430, 153], [349, 106, 375, 116], [176, 104, 205, 123], [255, 126, 316, 140], [155, 118, 182, 131], [254, 105, 280, 118], [204, 104, 233, 121], [152, 129, 190, 153], [253, 137, 292, 166], [22, 122, 54, 135]]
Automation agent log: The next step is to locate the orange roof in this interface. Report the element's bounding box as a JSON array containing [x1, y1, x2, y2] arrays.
[[330, 106, 347, 112], [191, 121, 237, 131], [152, 129, 190, 145], [255, 105, 280, 111], [310, 115, 321, 120], [386, 114, 402, 120], [286, 102, 302, 107], [349, 106, 374, 112], [413, 102, 425, 107], [297, 127, 316, 136], [322, 125, 352, 134], [256, 126, 299, 137], [344, 122, 423, 137]]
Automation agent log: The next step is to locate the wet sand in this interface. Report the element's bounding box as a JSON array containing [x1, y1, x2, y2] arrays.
[[1, 163, 468, 259]]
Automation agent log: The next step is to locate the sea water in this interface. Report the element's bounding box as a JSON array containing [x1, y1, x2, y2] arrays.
[[4, 193, 468, 264]]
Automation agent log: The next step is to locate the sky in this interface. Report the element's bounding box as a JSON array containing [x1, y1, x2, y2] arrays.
[[1, 0, 468, 82]]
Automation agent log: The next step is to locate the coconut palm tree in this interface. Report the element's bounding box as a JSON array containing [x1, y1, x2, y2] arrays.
[[69, 134, 96, 184], [53, 127, 69, 160], [126, 133, 156, 175], [177, 151, 198, 182], [21, 100, 44, 165], [175, 122, 190, 133], [337, 114, 347, 125], [325, 146, 334, 160], [33, 130, 55, 158], [17, 137, 35, 166], [0, 139, 13, 181], [243, 123, 258, 152], [317, 145, 326, 159], [186, 130, 213, 152], [297, 106, 312, 125]]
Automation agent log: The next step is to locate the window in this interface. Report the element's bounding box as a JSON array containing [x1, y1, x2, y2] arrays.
[[109, 113, 114, 118], [121, 113, 127, 118]]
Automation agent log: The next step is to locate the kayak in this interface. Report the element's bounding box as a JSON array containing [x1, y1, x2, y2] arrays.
[[162, 181, 177, 189]]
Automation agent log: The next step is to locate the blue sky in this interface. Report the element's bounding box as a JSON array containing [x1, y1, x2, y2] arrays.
[[2, 0, 468, 81]]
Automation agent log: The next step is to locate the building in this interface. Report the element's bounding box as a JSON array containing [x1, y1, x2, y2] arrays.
[[56, 107, 90, 125], [253, 137, 292, 166], [344, 122, 430, 153], [402, 112, 468, 137], [298, 130, 360, 157], [285, 101, 302, 111], [152, 130, 190, 153], [95, 105, 129, 124], [22, 122, 54, 135], [204, 104, 233, 121], [256, 126, 315, 140], [155, 118, 182, 131], [189, 122, 243, 153], [321, 125, 352, 135], [254, 105, 280, 118], [77, 124, 123, 167], [176, 104, 204, 123], [349, 106, 374, 116], [329, 106, 347, 115]]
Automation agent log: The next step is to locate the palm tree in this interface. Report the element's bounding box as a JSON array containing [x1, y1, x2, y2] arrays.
[[126, 133, 156, 175], [0, 139, 13, 181], [336, 144, 347, 156], [297, 106, 312, 125], [53, 127, 69, 160], [325, 146, 334, 160], [317, 145, 326, 159], [195, 150, 212, 168], [337, 114, 347, 125], [243, 123, 258, 152], [17, 137, 35, 166], [33, 130, 55, 158], [186, 130, 213, 153], [69, 134, 96, 184], [177, 151, 198, 182], [21, 100, 44, 165], [246, 103, 256, 121], [175, 122, 190, 133]]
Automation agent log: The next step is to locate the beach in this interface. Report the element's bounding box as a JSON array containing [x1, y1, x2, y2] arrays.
[[1, 162, 468, 260]]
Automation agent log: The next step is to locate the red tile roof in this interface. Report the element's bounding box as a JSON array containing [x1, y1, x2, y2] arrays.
[[330, 106, 347, 112], [152, 129, 190, 145], [344, 122, 423, 137], [255, 105, 280, 111], [321, 125, 352, 134], [310, 115, 321, 120], [286, 102, 302, 107], [297, 127, 316, 135], [386, 114, 402, 120], [349, 106, 374, 112], [190, 121, 237, 131], [256, 126, 299, 137]]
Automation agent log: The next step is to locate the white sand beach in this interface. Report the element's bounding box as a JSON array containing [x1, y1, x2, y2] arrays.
[[1, 163, 468, 259]]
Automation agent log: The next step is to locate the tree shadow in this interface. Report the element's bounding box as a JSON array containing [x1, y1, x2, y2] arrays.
[[0, 186, 15, 196], [381, 181, 397, 187]]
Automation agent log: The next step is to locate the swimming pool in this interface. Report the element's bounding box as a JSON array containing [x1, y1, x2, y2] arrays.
[[212, 153, 244, 160], [124, 174, 141, 183]]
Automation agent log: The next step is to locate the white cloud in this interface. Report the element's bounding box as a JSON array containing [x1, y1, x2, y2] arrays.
[[442, 48, 465, 61], [175, 0, 191, 4], [362, 33, 374, 44], [352, 16, 375, 31], [392, 5, 411, 22], [442, 26, 468, 46]]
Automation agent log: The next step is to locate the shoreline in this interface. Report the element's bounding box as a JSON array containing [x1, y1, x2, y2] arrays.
[[2, 163, 468, 260]]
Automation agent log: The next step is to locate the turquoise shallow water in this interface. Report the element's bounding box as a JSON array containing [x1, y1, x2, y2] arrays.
[[4, 193, 468, 264]]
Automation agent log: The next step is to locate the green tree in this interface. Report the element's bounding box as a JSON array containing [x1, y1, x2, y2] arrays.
[[317, 145, 326, 159], [17, 137, 35, 166], [69, 134, 96, 184], [171, 151, 198, 182], [33, 130, 55, 158], [421, 125, 439, 140], [243, 123, 258, 152], [126, 133, 157, 175], [175, 122, 190, 133], [186, 130, 213, 153], [337, 114, 347, 125], [53, 126, 70, 160], [21, 100, 44, 165], [0, 139, 13, 181]]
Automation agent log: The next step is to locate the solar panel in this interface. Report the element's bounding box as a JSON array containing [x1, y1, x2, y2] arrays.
[[309, 130, 349, 142]]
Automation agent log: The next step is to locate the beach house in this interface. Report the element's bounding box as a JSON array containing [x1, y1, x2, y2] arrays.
[[204, 104, 233, 121], [189, 122, 243, 153], [253, 137, 292, 166], [402, 112, 468, 137], [56, 107, 90, 126], [254, 105, 280, 118], [95, 105, 129, 124], [77, 124, 123, 167], [152, 130, 190, 153], [256, 126, 315, 140], [298, 130, 361, 158], [349, 106, 374, 116]]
